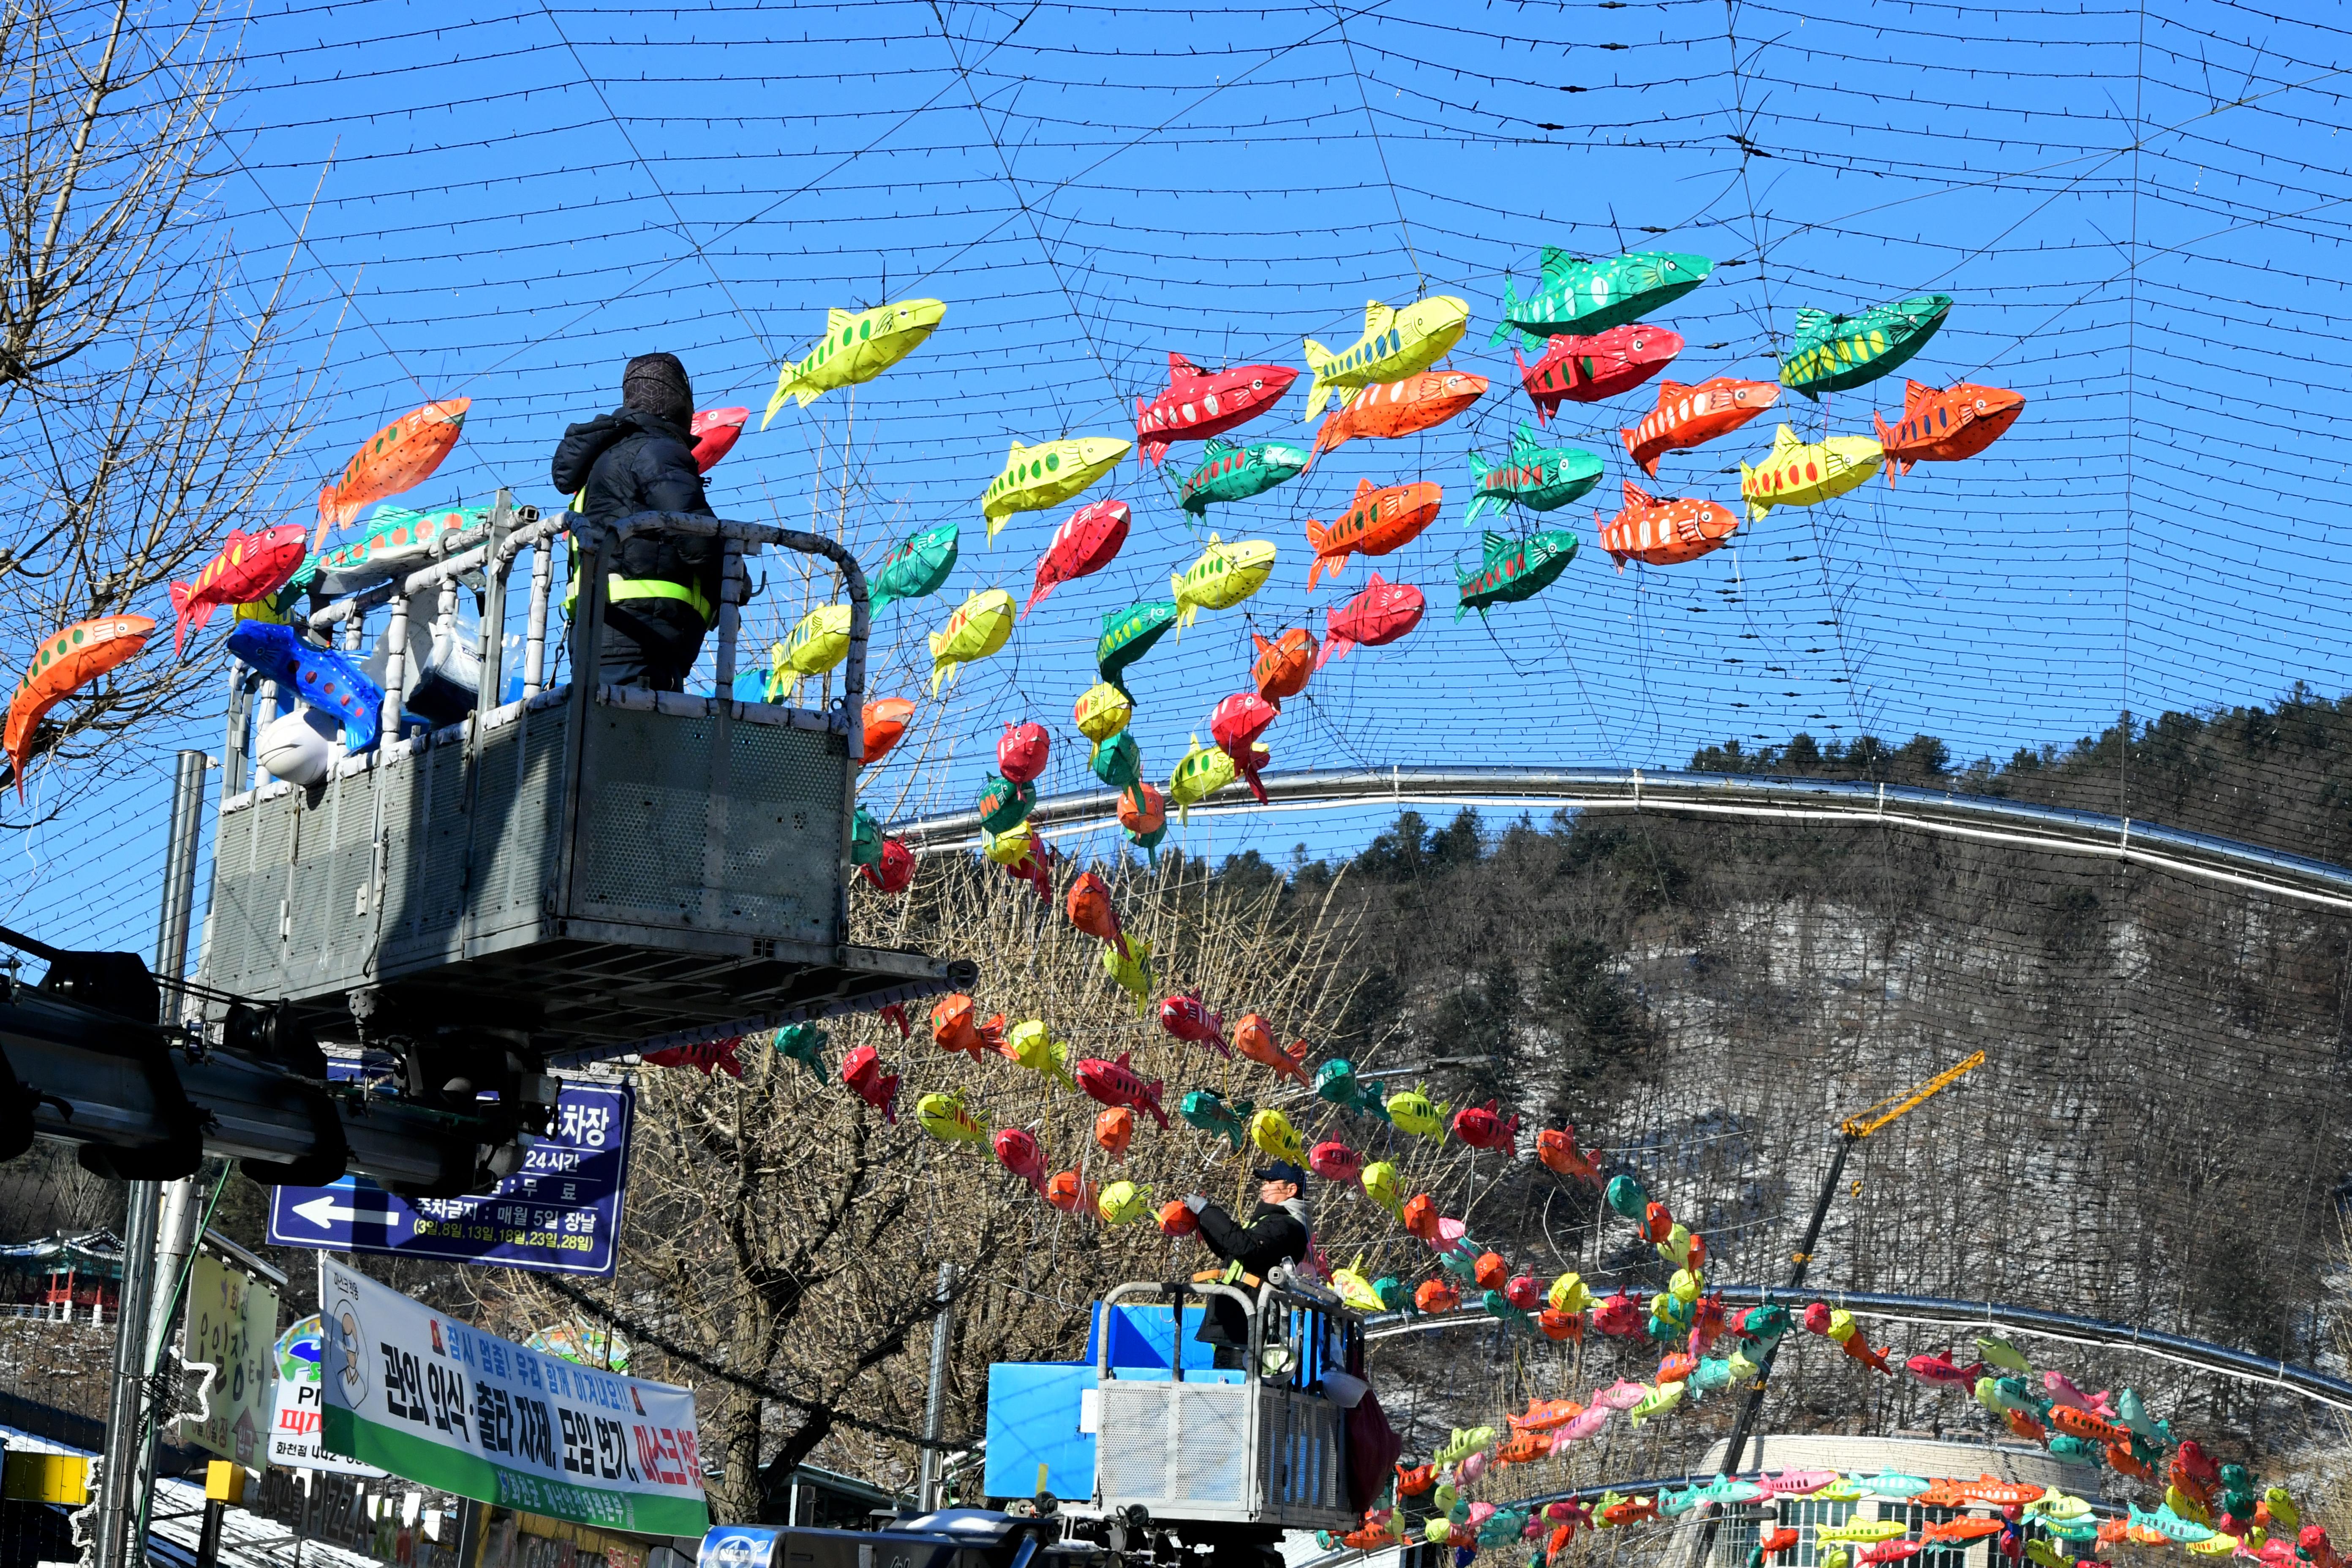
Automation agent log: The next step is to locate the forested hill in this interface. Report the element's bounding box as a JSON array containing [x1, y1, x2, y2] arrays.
[[1684, 684, 2352, 867]]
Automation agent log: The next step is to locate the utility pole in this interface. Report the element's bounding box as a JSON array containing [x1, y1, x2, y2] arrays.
[[916, 1263, 957, 1513], [94, 749, 213, 1568]]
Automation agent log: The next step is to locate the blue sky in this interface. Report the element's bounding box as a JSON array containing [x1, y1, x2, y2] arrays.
[[10, 0, 2352, 953]]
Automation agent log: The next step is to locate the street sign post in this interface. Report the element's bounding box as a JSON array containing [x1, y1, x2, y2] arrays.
[[266, 1082, 634, 1277]]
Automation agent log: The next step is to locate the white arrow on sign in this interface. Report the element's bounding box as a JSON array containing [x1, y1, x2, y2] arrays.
[[290, 1192, 407, 1230]]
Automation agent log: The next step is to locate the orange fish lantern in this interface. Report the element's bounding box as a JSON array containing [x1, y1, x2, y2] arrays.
[[1536, 1307, 1583, 1342], [1513, 1398, 1583, 1432], [1065, 870, 1132, 957], [1598, 481, 1740, 570], [1644, 1200, 1674, 1242], [1251, 627, 1317, 708], [2106, 1442, 2153, 1481], [1233, 1013, 1311, 1083], [689, 406, 749, 473], [1156, 1198, 1199, 1236], [1095, 1106, 1135, 1162], [1043, 1170, 1091, 1214], [6, 615, 155, 798], [1472, 1252, 1508, 1291], [1657, 1351, 1697, 1384], [1210, 691, 1277, 804], [1304, 480, 1442, 589], [1311, 371, 1486, 460], [1620, 377, 1778, 476], [1536, 1124, 1601, 1182], [1118, 781, 1168, 861], [1874, 380, 2025, 481], [860, 697, 914, 765], [861, 838, 914, 894], [1495, 1431, 1552, 1465], [931, 994, 1007, 1059], [997, 721, 1051, 784], [168, 524, 309, 654], [1415, 1279, 1460, 1314], [1396, 1463, 1437, 1497], [317, 397, 469, 534], [1400, 1192, 1441, 1243]]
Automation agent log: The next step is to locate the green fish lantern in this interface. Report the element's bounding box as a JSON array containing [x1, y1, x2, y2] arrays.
[[1091, 732, 1141, 792], [1170, 535, 1276, 630], [1491, 249, 1712, 349], [1168, 735, 1236, 816], [977, 773, 1036, 835], [1605, 1173, 1651, 1225], [1455, 529, 1578, 619], [1464, 426, 1605, 525], [1178, 1088, 1254, 1152], [981, 436, 1130, 543], [1102, 934, 1154, 1010], [1179, 438, 1310, 515], [1097, 599, 1180, 697], [867, 522, 958, 615], [772, 1021, 828, 1080], [762, 298, 947, 425], [1780, 294, 1953, 400], [849, 806, 882, 867]]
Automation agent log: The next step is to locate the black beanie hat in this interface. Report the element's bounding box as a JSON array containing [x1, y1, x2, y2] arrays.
[[621, 352, 692, 430]]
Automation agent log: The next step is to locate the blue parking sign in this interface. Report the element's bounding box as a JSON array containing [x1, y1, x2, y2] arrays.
[[266, 1080, 633, 1276]]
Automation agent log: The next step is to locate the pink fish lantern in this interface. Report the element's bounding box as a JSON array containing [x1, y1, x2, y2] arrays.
[[689, 407, 749, 473], [1308, 1140, 1362, 1183], [997, 721, 1051, 784], [1560, 1405, 1609, 1441], [1456, 1451, 1488, 1486], [1523, 1517, 1547, 1541], [1593, 1378, 1648, 1411], [1429, 1215, 1470, 1255], [1465, 1503, 1497, 1529]]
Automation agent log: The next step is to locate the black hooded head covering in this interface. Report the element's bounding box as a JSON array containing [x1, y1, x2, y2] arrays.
[[621, 351, 693, 433]]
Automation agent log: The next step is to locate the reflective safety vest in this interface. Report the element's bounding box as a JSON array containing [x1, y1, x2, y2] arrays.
[[558, 519, 716, 626]]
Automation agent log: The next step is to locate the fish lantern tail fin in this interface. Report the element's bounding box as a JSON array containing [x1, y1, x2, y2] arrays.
[[1486, 277, 1522, 349], [166, 578, 207, 656], [762, 362, 800, 428], [1301, 337, 1335, 417], [1169, 573, 1193, 634]]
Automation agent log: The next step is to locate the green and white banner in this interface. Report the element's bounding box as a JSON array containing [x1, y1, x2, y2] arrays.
[[317, 1260, 708, 1536]]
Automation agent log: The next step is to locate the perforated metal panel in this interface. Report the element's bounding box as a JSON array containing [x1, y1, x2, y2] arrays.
[[1095, 1382, 1252, 1514], [1258, 1391, 1345, 1521]]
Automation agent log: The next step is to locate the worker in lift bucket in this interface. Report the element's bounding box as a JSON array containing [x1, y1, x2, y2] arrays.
[[1183, 1160, 1311, 1371], [549, 351, 723, 691]]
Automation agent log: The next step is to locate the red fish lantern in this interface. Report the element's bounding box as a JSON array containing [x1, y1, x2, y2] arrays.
[[840, 1044, 899, 1122], [1516, 324, 1682, 421], [1026, 497, 1132, 617], [1308, 1140, 1361, 1183], [860, 697, 914, 766], [1135, 353, 1299, 464], [1504, 1275, 1544, 1311], [169, 524, 309, 654], [997, 720, 1051, 784], [689, 406, 750, 473], [1157, 1199, 1199, 1236], [1209, 691, 1277, 804], [994, 1127, 1047, 1190], [1319, 573, 1424, 669]]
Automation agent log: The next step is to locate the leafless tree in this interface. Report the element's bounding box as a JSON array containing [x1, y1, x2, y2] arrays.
[[0, 0, 320, 814]]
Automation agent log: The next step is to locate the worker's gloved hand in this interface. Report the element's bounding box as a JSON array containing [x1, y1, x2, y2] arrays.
[[1184, 1193, 1208, 1214]]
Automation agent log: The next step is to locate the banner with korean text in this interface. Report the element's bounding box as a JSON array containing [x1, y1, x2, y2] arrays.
[[316, 1260, 708, 1536]]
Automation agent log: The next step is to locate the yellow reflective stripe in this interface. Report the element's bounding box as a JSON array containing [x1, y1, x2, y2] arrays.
[[606, 575, 713, 619]]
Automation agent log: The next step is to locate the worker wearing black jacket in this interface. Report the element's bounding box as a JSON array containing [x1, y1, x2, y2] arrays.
[[549, 352, 722, 691], [1184, 1160, 1311, 1370]]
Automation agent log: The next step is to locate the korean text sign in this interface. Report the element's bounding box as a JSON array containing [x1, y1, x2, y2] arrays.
[[317, 1260, 708, 1536]]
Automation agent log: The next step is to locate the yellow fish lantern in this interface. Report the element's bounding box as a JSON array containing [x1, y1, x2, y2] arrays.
[[771, 603, 852, 694], [915, 1089, 987, 1145], [980, 436, 1131, 543], [1303, 295, 1473, 418], [1003, 1019, 1077, 1090], [763, 298, 948, 425], [1383, 1084, 1451, 1139], [1657, 1222, 1693, 1268], [1422, 1519, 1451, 1546], [1824, 1306, 1856, 1341], [1102, 934, 1153, 1012], [1548, 1271, 1594, 1314], [983, 820, 1035, 868], [1169, 535, 1277, 632], [1628, 1381, 1683, 1427], [1074, 681, 1132, 743], [2184, 1540, 2236, 1560], [1167, 735, 1236, 817], [1247, 1107, 1306, 1164], [1361, 1160, 1403, 1216], [1738, 424, 1884, 522], [927, 588, 1015, 694], [1727, 1347, 1759, 1381], [1097, 1179, 1152, 1225], [1331, 1255, 1386, 1312], [1669, 1267, 1702, 1304]]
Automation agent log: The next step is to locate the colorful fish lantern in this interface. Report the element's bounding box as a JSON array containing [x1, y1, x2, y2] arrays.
[[1456, 529, 1578, 619], [1137, 352, 1299, 463], [1252, 628, 1317, 708], [859, 697, 914, 765], [1492, 250, 1711, 348], [1102, 932, 1154, 1007], [981, 437, 1130, 542], [5, 615, 157, 794], [1304, 295, 1471, 416], [1247, 1107, 1306, 1164], [1097, 599, 1179, 697], [976, 773, 1037, 835], [1781, 294, 1953, 400], [915, 1089, 987, 1145], [1168, 736, 1236, 816], [1210, 691, 1277, 804], [996, 721, 1050, 784], [1306, 479, 1443, 590], [1536, 1125, 1600, 1182], [688, 406, 748, 473], [169, 525, 309, 655], [1025, 497, 1130, 616], [860, 838, 914, 893], [1119, 782, 1168, 863], [1073, 682, 1132, 743], [1319, 573, 1424, 669], [1095, 1105, 1135, 1162], [764, 299, 947, 422], [1074, 1051, 1168, 1128], [305, 504, 487, 599], [1465, 427, 1605, 524], [991, 823, 1056, 904], [1171, 535, 1276, 631], [1739, 425, 1884, 522], [1874, 380, 2027, 480], [1598, 481, 1740, 570], [994, 1127, 1048, 1191], [1234, 1014, 1310, 1084], [868, 523, 959, 615], [840, 1044, 900, 1122], [1620, 377, 1781, 477], [774, 604, 853, 692], [1004, 1019, 1078, 1091], [927, 588, 1016, 694], [1312, 371, 1486, 461], [223, 621, 379, 755], [317, 398, 469, 532], [1177, 1088, 1253, 1152], [1517, 324, 1682, 422], [931, 995, 1007, 1060], [1090, 732, 1141, 794], [1179, 438, 1310, 515]]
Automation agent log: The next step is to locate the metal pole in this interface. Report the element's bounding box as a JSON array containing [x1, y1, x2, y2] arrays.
[[916, 1263, 956, 1512], [154, 750, 210, 1019], [93, 1181, 160, 1568]]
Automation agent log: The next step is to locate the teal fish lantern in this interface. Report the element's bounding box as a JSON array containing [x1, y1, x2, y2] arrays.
[[977, 773, 1036, 835], [1091, 732, 1141, 791], [867, 522, 958, 614], [1465, 426, 1605, 525], [1780, 294, 1952, 400], [1178, 438, 1310, 515], [1455, 529, 1578, 619], [772, 1021, 828, 1080], [1492, 248, 1712, 348], [1097, 599, 1179, 697]]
